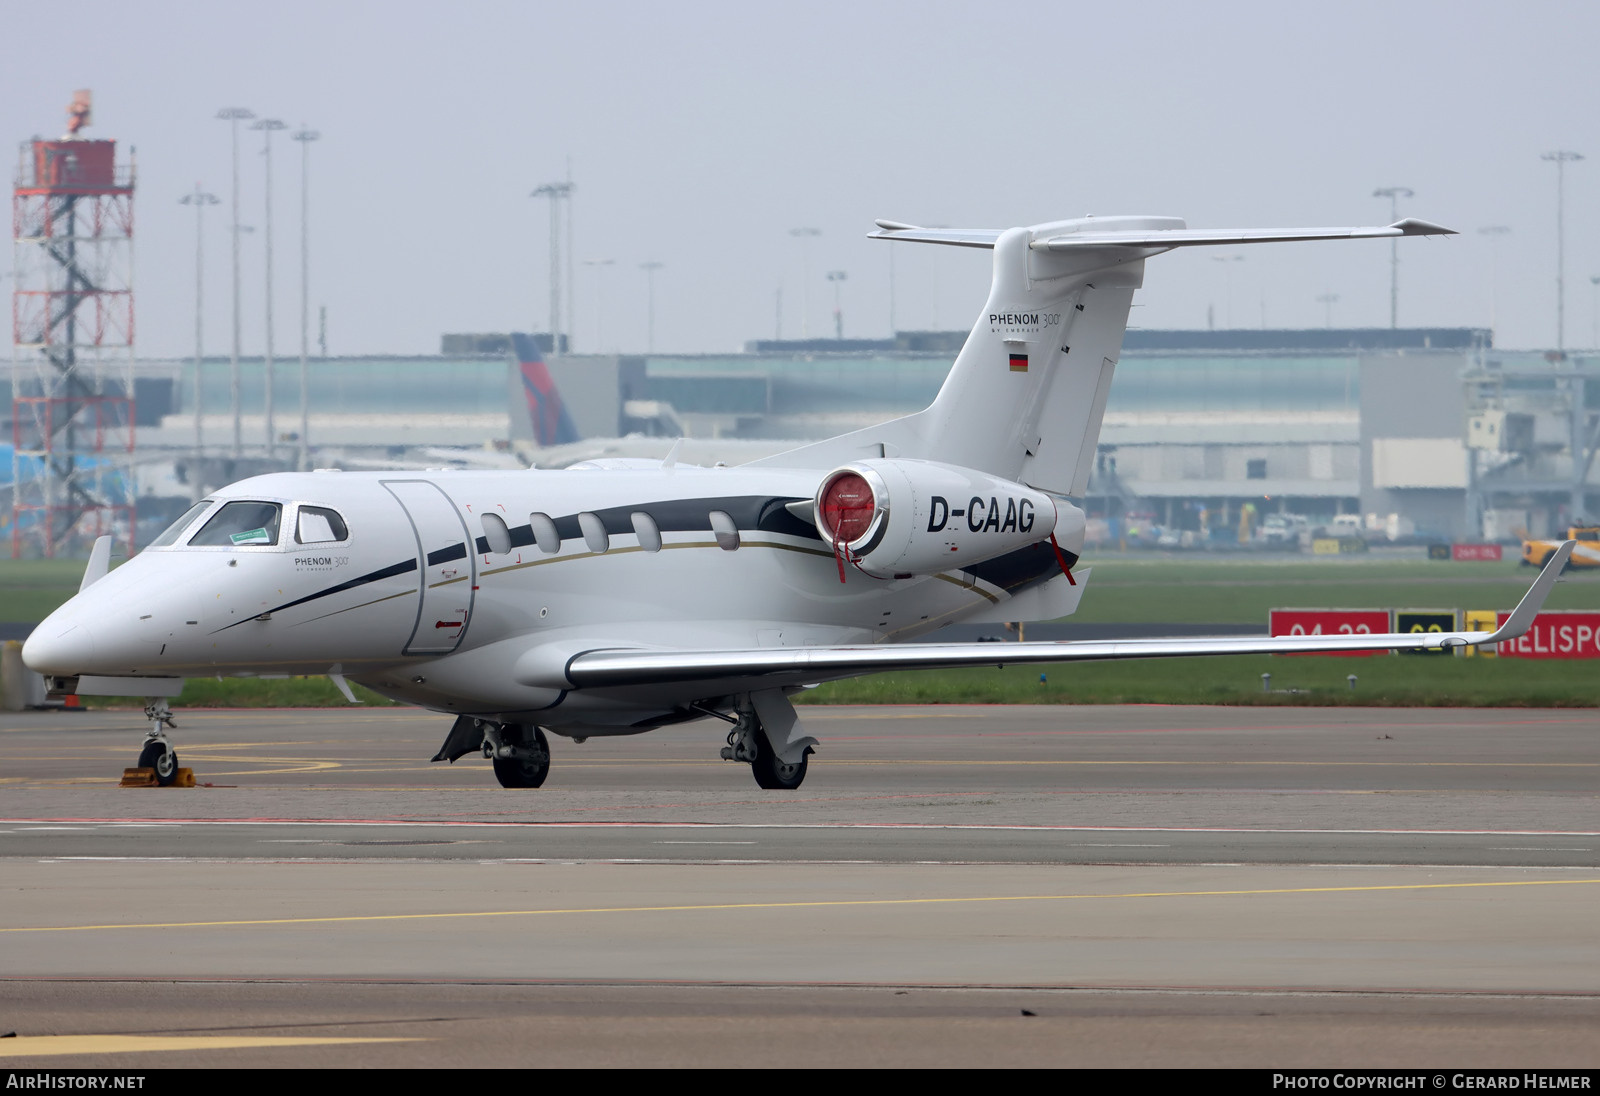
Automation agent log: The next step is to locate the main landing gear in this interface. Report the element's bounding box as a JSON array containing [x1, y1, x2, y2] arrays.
[[718, 691, 818, 791], [138, 698, 180, 787], [430, 716, 550, 789]]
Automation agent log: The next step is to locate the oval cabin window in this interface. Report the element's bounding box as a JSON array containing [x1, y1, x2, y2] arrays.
[[709, 510, 740, 551], [578, 512, 610, 554], [480, 512, 512, 555], [631, 512, 662, 553], [529, 513, 560, 554]]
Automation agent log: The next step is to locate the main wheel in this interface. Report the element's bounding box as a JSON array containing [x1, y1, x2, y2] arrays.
[[137, 740, 179, 787], [492, 726, 550, 789], [751, 732, 809, 791]]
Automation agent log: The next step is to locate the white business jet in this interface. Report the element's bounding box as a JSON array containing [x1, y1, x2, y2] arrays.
[[23, 213, 1575, 790]]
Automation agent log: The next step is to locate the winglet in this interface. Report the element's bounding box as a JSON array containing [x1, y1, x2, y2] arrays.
[[1483, 541, 1574, 644], [1390, 218, 1457, 237], [79, 535, 112, 593]]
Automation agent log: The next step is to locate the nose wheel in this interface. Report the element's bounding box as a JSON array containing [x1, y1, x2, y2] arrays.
[[138, 699, 180, 787]]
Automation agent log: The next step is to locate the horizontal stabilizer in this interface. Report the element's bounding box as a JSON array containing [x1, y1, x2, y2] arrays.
[[869, 218, 1457, 251], [1033, 218, 1457, 252]]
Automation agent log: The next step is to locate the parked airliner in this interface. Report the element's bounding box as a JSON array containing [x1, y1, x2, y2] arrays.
[[23, 213, 1574, 789]]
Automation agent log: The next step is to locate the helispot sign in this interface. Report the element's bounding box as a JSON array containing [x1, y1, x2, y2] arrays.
[[1492, 611, 1600, 659]]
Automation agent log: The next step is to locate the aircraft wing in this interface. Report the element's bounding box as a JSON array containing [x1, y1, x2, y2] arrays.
[[557, 542, 1572, 691]]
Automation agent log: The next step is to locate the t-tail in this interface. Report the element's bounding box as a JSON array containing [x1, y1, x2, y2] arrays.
[[511, 332, 581, 447], [754, 214, 1454, 494]]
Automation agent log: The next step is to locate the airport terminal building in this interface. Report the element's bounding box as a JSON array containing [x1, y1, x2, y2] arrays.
[[6, 327, 1596, 546]]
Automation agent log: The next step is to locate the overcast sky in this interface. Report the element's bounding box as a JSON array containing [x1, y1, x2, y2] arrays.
[[4, 0, 1598, 358]]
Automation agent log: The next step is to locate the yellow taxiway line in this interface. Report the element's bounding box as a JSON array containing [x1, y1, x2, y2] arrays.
[[3, 877, 1596, 935]]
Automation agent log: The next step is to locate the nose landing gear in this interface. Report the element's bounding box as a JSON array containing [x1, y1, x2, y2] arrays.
[[137, 699, 180, 787]]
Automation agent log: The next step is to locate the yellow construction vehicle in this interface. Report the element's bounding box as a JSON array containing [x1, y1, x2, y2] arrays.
[[1521, 523, 1600, 569]]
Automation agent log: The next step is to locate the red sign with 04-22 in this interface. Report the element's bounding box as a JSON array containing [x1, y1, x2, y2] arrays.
[[1268, 609, 1392, 657]]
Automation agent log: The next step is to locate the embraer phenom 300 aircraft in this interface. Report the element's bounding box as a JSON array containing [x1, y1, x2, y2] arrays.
[[24, 214, 1575, 790]]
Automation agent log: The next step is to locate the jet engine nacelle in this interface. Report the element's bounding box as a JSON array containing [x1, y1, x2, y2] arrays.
[[813, 459, 1073, 579]]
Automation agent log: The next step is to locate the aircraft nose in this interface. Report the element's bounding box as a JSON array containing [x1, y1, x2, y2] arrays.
[[22, 621, 98, 676]]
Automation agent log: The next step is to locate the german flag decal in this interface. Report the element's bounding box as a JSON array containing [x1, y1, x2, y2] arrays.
[[1008, 352, 1029, 372]]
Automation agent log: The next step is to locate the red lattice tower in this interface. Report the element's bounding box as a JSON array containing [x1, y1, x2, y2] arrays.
[[10, 90, 136, 558]]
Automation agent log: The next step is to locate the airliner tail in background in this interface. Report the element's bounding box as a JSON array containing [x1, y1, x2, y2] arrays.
[[510, 333, 581, 447]]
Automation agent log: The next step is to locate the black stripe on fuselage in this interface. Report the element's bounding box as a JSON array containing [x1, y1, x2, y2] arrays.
[[472, 495, 819, 556], [219, 495, 818, 631], [213, 557, 420, 633]]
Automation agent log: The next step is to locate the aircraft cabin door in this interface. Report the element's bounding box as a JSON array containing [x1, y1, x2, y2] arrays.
[[382, 479, 476, 655]]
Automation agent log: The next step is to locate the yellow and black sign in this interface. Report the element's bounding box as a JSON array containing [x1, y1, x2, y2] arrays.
[[1395, 610, 1457, 656], [1463, 609, 1498, 657]]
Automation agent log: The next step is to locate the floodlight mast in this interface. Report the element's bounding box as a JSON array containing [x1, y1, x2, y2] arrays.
[[252, 118, 287, 459], [216, 107, 255, 458], [1373, 187, 1413, 328], [790, 227, 820, 338], [292, 127, 319, 471], [532, 181, 574, 354], [1542, 151, 1583, 352], [178, 185, 220, 458], [639, 261, 664, 353], [1477, 226, 1510, 335]]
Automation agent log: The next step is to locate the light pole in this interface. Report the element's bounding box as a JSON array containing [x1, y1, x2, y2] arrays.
[[179, 186, 219, 457], [292, 127, 319, 471], [1478, 225, 1511, 336], [1317, 293, 1339, 329], [1542, 151, 1583, 352], [583, 258, 614, 351], [1211, 254, 1244, 328], [640, 261, 663, 353], [216, 107, 255, 457], [1590, 275, 1600, 350], [827, 270, 847, 339], [1372, 187, 1413, 328], [789, 228, 820, 338], [252, 118, 287, 458], [531, 182, 573, 354]]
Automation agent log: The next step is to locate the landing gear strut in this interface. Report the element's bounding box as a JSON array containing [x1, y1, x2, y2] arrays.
[[486, 723, 551, 789], [718, 691, 818, 791], [138, 698, 179, 787]]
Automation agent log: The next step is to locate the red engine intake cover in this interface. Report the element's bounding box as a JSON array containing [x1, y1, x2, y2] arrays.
[[818, 472, 876, 544]]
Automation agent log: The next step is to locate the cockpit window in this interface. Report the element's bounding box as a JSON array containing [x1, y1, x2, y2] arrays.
[[296, 506, 349, 544], [188, 501, 283, 547], [147, 500, 216, 548]]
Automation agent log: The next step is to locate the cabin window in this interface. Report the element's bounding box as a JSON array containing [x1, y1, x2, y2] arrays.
[[188, 501, 283, 547], [148, 499, 216, 548], [631, 511, 662, 553], [709, 510, 740, 551], [296, 506, 349, 544], [578, 512, 610, 554], [529, 513, 560, 554], [480, 512, 512, 555]]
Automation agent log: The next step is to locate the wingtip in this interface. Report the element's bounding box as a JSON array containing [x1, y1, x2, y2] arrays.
[[1390, 217, 1458, 236], [1487, 540, 1574, 643]]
